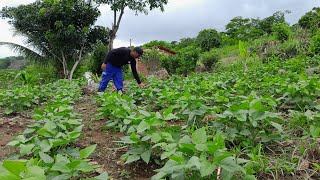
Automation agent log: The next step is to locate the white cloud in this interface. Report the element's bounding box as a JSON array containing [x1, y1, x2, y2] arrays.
[[1, 0, 320, 57]]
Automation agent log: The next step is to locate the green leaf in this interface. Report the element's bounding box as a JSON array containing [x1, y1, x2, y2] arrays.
[[151, 133, 162, 143], [195, 144, 207, 151], [270, 122, 283, 132], [125, 154, 140, 164], [200, 159, 216, 177], [219, 157, 241, 173], [24, 166, 45, 180], [80, 144, 97, 159], [141, 150, 151, 164], [191, 128, 207, 144], [139, 110, 151, 117], [186, 156, 201, 169], [39, 152, 54, 163], [0, 171, 19, 180], [239, 40, 247, 58], [2, 160, 27, 176], [137, 121, 150, 133], [91, 172, 109, 180], [243, 175, 257, 180], [51, 162, 71, 173], [19, 144, 35, 155]]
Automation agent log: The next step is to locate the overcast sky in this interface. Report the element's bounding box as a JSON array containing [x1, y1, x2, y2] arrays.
[[0, 0, 319, 58]]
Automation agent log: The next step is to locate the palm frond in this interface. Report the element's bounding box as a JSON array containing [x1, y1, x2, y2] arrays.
[[0, 41, 46, 63]]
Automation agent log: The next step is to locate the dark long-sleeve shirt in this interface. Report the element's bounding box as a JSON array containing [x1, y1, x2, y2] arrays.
[[104, 47, 141, 84]]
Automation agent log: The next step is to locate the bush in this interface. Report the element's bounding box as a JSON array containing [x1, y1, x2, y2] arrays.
[[24, 65, 58, 84], [271, 22, 291, 42], [196, 29, 222, 51], [141, 49, 166, 72], [160, 46, 201, 75], [198, 49, 220, 71], [309, 32, 320, 55], [89, 43, 109, 75]]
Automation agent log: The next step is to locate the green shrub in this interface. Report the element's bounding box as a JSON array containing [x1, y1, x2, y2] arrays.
[[196, 29, 222, 51], [271, 22, 292, 42], [309, 32, 320, 55], [198, 49, 220, 70], [141, 49, 165, 72], [24, 65, 58, 84], [89, 43, 109, 75], [160, 46, 200, 75]]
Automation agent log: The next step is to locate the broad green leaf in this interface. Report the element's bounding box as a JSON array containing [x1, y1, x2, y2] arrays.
[[51, 162, 71, 173], [39, 140, 52, 152], [0, 171, 19, 180], [243, 175, 257, 180], [141, 150, 151, 164], [137, 121, 150, 133], [186, 156, 201, 170], [125, 154, 140, 164], [139, 110, 151, 117], [200, 159, 216, 177], [195, 144, 207, 151], [19, 144, 35, 155], [39, 152, 54, 163], [80, 144, 97, 159], [239, 40, 247, 58], [219, 157, 241, 173], [24, 166, 45, 180], [270, 122, 283, 132], [151, 133, 162, 143], [2, 160, 27, 176], [91, 172, 109, 180], [191, 128, 207, 144]]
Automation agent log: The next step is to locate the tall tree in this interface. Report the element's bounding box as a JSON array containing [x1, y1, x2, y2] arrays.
[[225, 16, 263, 41], [94, 0, 168, 50], [0, 0, 109, 79], [298, 7, 320, 33], [259, 11, 290, 34], [196, 29, 221, 52]]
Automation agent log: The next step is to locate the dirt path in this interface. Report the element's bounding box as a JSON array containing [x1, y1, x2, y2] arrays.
[[74, 94, 159, 180], [0, 111, 33, 161]]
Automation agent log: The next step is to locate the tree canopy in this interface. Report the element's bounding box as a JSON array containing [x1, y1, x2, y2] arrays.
[[1, 0, 109, 79], [94, 0, 168, 50]]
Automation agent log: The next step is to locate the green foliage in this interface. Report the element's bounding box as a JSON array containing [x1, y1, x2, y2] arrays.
[[141, 49, 165, 72], [24, 65, 58, 83], [174, 38, 196, 50], [271, 22, 292, 42], [14, 71, 37, 85], [160, 46, 200, 75], [1, 78, 107, 179], [1, 0, 109, 79], [89, 43, 109, 75], [143, 40, 172, 49], [298, 7, 320, 34], [259, 11, 288, 34], [0, 80, 81, 114], [198, 49, 220, 71], [309, 32, 320, 55], [225, 16, 263, 41], [196, 29, 222, 52]]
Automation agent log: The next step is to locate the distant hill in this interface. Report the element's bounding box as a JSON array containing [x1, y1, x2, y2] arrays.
[[0, 56, 26, 69]]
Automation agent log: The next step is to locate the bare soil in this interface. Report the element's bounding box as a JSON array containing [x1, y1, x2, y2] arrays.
[[74, 94, 159, 180], [0, 111, 34, 161]]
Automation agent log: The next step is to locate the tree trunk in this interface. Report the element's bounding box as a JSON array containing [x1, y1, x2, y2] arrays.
[[68, 47, 83, 80], [108, 33, 116, 50], [108, 8, 124, 51], [69, 59, 81, 80]]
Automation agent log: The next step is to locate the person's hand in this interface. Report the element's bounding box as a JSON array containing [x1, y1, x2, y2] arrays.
[[101, 63, 107, 71]]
